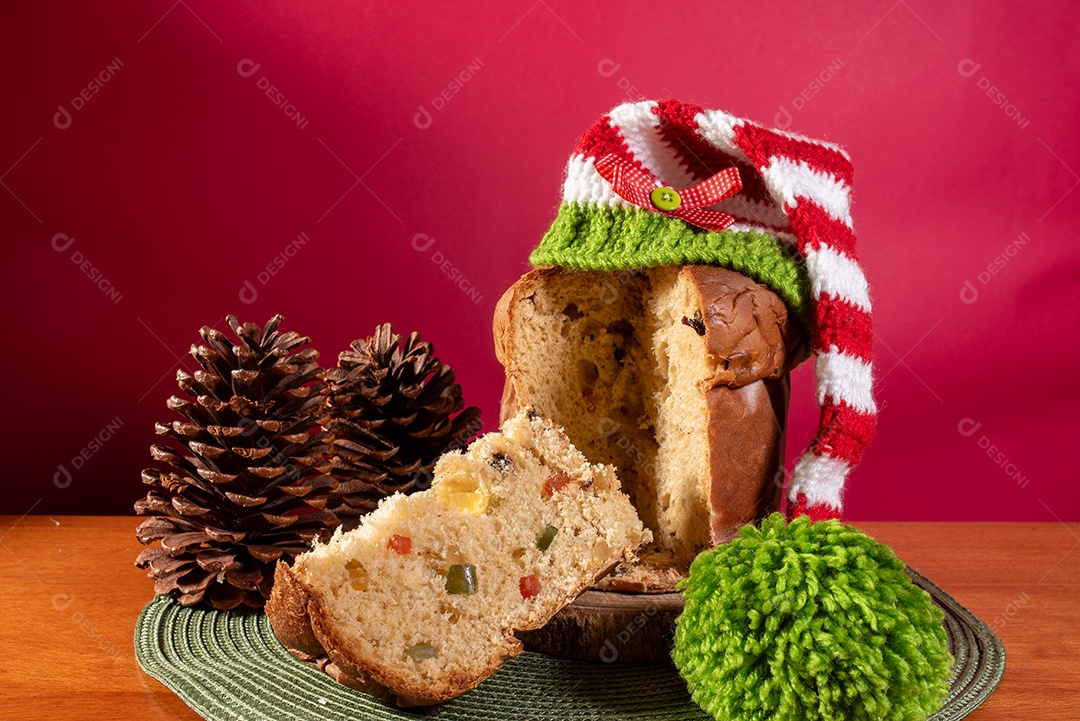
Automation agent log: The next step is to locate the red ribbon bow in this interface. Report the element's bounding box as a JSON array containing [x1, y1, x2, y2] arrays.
[[593, 154, 743, 233]]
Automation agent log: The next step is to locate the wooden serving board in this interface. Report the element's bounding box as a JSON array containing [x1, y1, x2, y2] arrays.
[[518, 590, 684, 663]]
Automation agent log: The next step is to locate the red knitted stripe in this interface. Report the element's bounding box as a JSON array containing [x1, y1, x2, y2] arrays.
[[573, 114, 641, 167], [651, 99, 774, 206], [813, 399, 876, 467], [734, 121, 854, 186], [790, 494, 841, 522], [814, 295, 873, 362], [653, 98, 705, 132], [788, 199, 857, 258]]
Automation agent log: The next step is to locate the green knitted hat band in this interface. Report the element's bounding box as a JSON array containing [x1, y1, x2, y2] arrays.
[[531, 202, 811, 322]]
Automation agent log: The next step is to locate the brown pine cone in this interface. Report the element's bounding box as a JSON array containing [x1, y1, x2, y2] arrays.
[[322, 323, 482, 526], [135, 315, 339, 610]]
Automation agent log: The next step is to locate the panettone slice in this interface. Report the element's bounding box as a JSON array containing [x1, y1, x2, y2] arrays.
[[266, 411, 648, 704]]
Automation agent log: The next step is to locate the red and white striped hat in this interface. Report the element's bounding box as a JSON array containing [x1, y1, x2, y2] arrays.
[[530, 99, 876, 521]]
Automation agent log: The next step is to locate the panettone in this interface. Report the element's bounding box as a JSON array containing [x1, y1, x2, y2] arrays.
[[495, 265, 805, 590]]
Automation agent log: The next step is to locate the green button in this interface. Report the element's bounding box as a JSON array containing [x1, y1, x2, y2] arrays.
[[650, 186, 681, 211]]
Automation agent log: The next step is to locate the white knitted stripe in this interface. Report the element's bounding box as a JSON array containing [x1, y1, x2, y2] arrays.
[[789, 453, 849, 509], [803, 245, 872, 312], [725, 222, 797, 246], [561, 154, 625, 206], [690, 110, 751, 164], [608, 101, 698, 189], [815, 348, 877, 414], [761, 158, 852, 226]]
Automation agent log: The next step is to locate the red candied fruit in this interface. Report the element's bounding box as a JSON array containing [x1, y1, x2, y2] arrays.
[[543, 473, 571, 498], [387, 534, 412, 555], [519, 575, 542, 599]]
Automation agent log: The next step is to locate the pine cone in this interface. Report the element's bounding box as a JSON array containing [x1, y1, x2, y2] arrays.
[[322, 323, 482, 525], [135, 315, 339, 610]]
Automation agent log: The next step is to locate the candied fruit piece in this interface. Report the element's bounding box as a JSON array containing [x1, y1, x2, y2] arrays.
[[445, 564, 478, 595], [405, 642, 435, 661], [436, 475, 488, 515], [438, 475, 479, 494], [536, 525, 558, 551], [345, 559, 368, 591], [446, 490, 487, 515], [387, 534, 412, 555], [543, 473, 571, 497], [519, 575, 542, 599]]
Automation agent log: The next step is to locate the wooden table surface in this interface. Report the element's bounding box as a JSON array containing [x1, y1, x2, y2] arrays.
[[1, 516, 1078, 720]]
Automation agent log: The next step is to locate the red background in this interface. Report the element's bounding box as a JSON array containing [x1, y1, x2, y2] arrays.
[[2, 1, 1077, 521]]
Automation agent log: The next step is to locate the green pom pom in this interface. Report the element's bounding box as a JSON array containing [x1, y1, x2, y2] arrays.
[[672, 513, 953, 721]]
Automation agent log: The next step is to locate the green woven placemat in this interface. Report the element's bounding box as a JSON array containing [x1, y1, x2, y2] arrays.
[[134, 567, 1004, 721]]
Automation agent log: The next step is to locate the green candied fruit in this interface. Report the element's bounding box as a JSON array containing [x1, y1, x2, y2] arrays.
[[536, 525, 559, 551], [445, 564, 478, 595], [405, 642, 435, 661]]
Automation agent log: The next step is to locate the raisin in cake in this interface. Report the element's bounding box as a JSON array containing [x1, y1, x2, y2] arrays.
[[265, 410, 649, 704]]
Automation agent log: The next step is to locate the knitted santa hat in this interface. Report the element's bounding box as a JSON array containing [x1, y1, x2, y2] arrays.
[[530, 99, 876, 521]]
